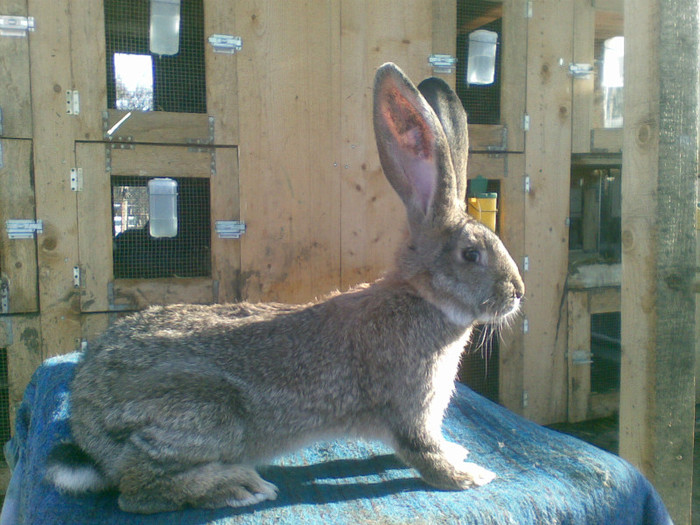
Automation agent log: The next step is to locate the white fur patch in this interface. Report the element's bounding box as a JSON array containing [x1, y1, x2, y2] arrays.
[[46, 464, 108, 494]]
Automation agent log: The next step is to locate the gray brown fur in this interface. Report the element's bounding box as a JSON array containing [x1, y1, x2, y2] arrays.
[[45, 63, 524, 514]]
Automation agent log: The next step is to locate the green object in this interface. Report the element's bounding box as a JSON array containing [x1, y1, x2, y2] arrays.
[[469, 175, 488, 196]]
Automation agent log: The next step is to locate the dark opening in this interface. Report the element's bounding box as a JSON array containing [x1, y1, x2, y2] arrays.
[[104, 0, 206, 114], [112, 176, 211, 279]]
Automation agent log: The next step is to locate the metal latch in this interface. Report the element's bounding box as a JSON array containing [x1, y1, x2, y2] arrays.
[[568, 63, 594, 79], [428, 54, 458, 74], [208, 34, 242, 54], [215, 220, 246, 239], [0, 15, 35, 37], [6, 219, 43, 239]]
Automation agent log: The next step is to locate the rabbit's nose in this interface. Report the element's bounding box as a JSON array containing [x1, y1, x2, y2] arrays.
[[512, 279, 525, 300]]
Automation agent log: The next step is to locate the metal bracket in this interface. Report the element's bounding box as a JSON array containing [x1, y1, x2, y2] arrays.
[[0, 15, 35, 37], [568, 63, 594, 79], [428, 54, 458, 74], [70, 168, 83, 192], [6, 219, 43, 239], [215, 220, 246, 239], [66, 90, 80, 115], [571, 350, 593, 365], [73, 266, 81, 288], [208, 34, 242, 54]]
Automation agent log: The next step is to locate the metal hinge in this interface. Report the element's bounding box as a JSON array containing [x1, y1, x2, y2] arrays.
[[428, 54, 458, 74], [66, 90, 80, 115], [0, 141, 4, 170], [525, 0, 533, 18], [524, 175, 531, 193], [0, 15, 35, 37], [523, 318, 529, 334], [522, 113, 530, 132], [73, 266, 81, 288], [208, 34, 242, 54], [70, 168, 83, 192], [6, 219, 43, 239], [523, 255, 529, 272], [568, 63, 594, 79], [215, 220, 246, 239]]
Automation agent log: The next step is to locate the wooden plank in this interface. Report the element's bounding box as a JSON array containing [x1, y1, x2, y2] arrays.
[[111, 278, 215, 311], [498, 153, 526, 413], [0, 139, 38, 313], [522, 0, 574, 424], [567, 291, 591, 422], [236, 0, 342, 303], [3, 314, 42, 433], [468, 153, 507, 180], [69, 0, 107, 141], [500, 0, 528, 152], [588, 286, 620, 313], [571, 0, 595, 153], [431, 0, 457, 86], [109, 144, 214, 178], [591, 128, 623, 152], [103, 110, 213, 145], [204, 0, 239, 146], [210, 147, 242, 303], [339, 0, 433, 289], [619, 0, 697, 520], [468, 124, 507, 151], [28, 0, 82, 358], [0, 0, 32, 138], [80, 312, 111, 344], [75, 144, 112, 312]]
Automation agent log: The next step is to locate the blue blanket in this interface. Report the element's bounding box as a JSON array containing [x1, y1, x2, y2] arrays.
[[1, 353, 672, 525]]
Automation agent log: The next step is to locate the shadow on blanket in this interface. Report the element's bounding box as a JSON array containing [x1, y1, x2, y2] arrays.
[[1, 353, 673, 525]]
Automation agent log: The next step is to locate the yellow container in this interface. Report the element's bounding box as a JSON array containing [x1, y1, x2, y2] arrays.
[[468, 193, 498, 232]]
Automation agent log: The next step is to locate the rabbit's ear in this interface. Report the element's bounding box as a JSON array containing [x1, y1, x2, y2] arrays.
[[417, 77, 469, 204], [373, 63, 458, 226]]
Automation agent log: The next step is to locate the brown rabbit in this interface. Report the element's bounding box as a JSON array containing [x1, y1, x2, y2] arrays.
[[45, 63, 524, 514]]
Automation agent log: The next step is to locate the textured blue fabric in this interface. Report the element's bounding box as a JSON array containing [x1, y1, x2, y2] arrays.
[[1, 353, 672, 525]]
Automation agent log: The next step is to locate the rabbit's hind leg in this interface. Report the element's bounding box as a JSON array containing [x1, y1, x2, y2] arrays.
[[117, 460, 278, 513], [177, 462, 279, 509]]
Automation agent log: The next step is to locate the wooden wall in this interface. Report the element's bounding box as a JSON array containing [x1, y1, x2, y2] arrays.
[[618, 0, 698, 521]]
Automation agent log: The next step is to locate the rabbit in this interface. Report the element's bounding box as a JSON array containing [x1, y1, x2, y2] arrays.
[[45, 62, 524, 514]]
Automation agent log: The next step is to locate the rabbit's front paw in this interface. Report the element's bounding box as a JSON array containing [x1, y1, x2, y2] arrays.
[[441, 441, 469, 464], [452, 461, 497, 487]]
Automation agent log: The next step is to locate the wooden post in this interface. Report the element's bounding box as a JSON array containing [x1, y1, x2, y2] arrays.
[[619, 0, 698, 521]]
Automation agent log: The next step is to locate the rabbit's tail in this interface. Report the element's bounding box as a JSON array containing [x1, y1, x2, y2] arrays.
[[45, 443, 111, 494]]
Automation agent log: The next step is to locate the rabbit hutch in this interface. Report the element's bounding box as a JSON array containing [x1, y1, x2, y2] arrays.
[[0, 0, 697, 521]]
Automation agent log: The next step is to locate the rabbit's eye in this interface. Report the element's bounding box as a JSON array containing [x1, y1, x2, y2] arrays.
[[461, 249, 480, 263]]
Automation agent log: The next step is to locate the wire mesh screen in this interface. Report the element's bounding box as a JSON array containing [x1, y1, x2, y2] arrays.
[[569, 165, 622, 263], [590, 312, 621, 394], [112, 176, 211, 279], [459, 326, 499, 402], [0, 349, 10, 448], [456, 0, 502, 125], [104, 0, 206, 113]]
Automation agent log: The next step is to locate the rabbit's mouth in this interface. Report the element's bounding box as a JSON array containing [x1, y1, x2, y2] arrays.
[[477, 293, 522, 325]]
